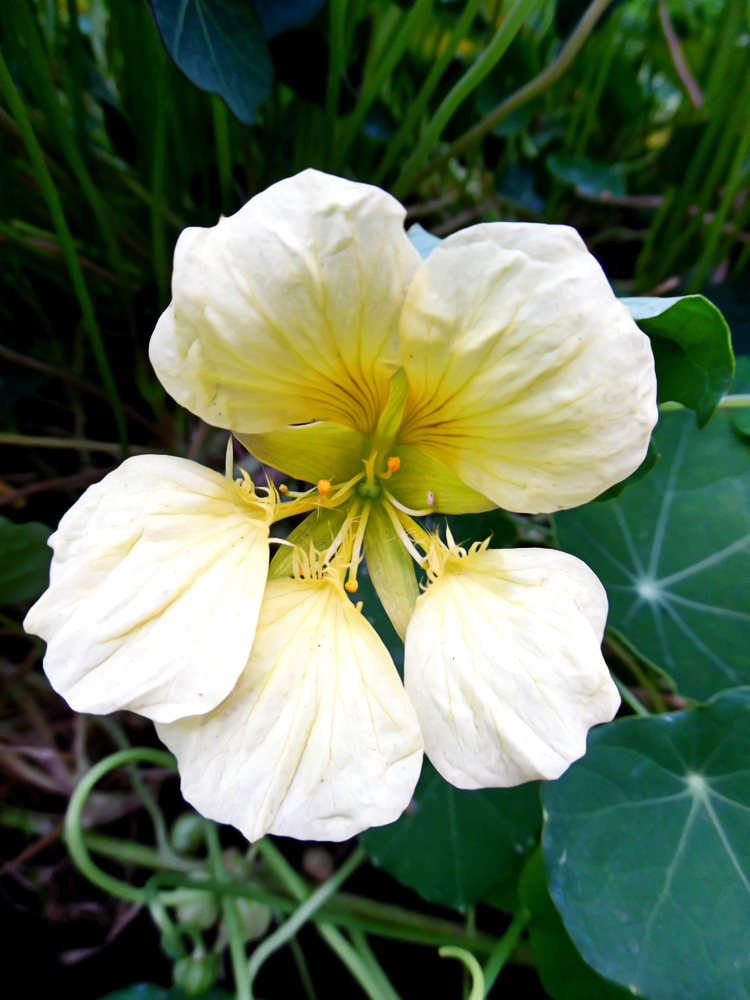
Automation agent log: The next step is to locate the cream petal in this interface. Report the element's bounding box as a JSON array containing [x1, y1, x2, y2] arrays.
[[150, 169, 421, 437], [404, 547, 619, 789], [23, 456, 270, 723], [157, 578, 424, 842], [398, 223, 658, 513]]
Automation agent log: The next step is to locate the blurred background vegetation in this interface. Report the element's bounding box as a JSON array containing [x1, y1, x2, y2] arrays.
[[1, 0, 750, 996]]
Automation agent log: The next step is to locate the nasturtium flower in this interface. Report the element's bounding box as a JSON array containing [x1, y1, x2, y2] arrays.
[[25, 169, 657, 843]]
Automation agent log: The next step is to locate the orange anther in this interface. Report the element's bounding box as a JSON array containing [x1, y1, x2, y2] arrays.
[[344, 579, 359, 593], [317, 479, 331, 496], [387, 456, 401, 473], [279, 484, 288, 494]]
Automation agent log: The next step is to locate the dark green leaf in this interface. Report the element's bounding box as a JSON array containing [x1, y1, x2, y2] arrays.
[[546, 154, 625, 198], [518, 849, 631, 1000], [0, 517, 51, 603], [729, 355, 750, 439], [593, 435, 660, 502], [150, 0, 273, 124], [554, 410, 750, 701], [361, 759, 540, 910], [543, 688, 750, 1000], [622, 295, 734, 427], [98, 985, 233, 1000], [254, 0, 326, 38]]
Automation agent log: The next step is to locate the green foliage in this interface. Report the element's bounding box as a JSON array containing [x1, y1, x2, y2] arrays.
[[555, 410, 750, 701], [546, 153, 625, 197], [150, 0, 272, 125], [98, 986, 232, 1000], [623, 295, 734, 426], [542, 687, 750, 1000], [0, 516, 51, 602], [518, 849, 631, 1000], [361, 759, 541, 910]]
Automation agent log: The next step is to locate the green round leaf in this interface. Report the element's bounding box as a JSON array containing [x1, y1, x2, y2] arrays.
[[151, 0, 273, 124], [361, 759, 541, 910], [621, 295, 734, 427], [555, 410, 750, 701], [0, 516, 51, 603], [254, 0, 326, 38], [546, 153, 626, 198], [543, 688, 750, 1000], [518, 849, 631, 1000]]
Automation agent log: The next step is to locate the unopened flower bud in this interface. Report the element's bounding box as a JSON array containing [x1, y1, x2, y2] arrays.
[[173, 953, 220, 995]]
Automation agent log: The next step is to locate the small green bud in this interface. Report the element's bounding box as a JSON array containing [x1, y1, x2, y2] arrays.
[[171, 811, 204, 854], [173, 952, 220, 996], [235, 898, 272, 942], [175, 889, 220, 931]]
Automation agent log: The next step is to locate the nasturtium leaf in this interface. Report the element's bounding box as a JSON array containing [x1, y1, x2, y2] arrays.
[[518, 849, 631, 1000], [253, 0, 326, 38], [546, 153, 626, 198], [406, 222, 442, 260], [593, 435, 660, 502], [98, 986, 232, 1000], [621, 294, 734, 427], [150, 0, 272, 124], [0, 516, 51, 603], [361, 759, 541, 910], [554, 410, 750, 701], [729, 355, 750, 439], [543, 688, 750, 1000]]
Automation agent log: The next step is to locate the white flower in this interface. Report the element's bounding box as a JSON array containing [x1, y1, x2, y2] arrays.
[[25, 169, 657, 842]]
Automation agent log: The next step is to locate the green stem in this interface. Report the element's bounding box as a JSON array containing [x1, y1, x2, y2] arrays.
[[333, 0, 434, 173], [481, 910, 529, 995], [212, 94, 233, 216], [256, 840, 400, 1000], [325, 0, 347, 148], [248, 847, 366, 983], [205, 821, 252, 1000], [613, 675, 650, 717], [392, 0, 540, 199], [374, 0, 483, 185], [439, 947, 484, 1000], [349, 929, 401, 999], [399, 0, 614, 197], [290, 936, 318, 1000], [0, 48, 128, 454], [660, 394, 750, 411], [64, 748, 177, 903], [606, 630, 665, 713], [151, 51, 169, 312]]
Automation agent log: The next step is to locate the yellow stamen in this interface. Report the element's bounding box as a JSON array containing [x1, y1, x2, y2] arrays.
[[382, 487, 434, 517], [344, 502, 371, 593], [278, 484, 288, 494], [387, 456, 401, 473], [317, 479, 331, 496], [382, 501, 425, 566]]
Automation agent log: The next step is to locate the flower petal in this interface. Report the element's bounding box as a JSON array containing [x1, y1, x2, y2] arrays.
[[404, 547, 619, 789], [150, 169, 421, 437], [24, 456, 270, 723], [157, 578, 424, 842], [398, 223, 658, 513], [237, 421, 367, 485]]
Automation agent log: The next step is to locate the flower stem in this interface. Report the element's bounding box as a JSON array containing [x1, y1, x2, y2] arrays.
[[205, 821, 252, 1000], [248, 847, 366, 984], [481, 909, 529, 995]]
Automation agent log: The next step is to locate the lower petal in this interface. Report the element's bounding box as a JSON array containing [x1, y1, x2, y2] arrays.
[[157, 577, 423, 842], [24, 456, 270, 723], [404, 547, 618, 789]]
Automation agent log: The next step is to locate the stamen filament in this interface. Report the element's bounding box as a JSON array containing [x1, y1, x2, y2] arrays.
[[345, 502, 371, 592], [225, 435, 234, 480], [383, 500, 425, 566], [382, 487, 434, 517], [324, 500, 360, 565]]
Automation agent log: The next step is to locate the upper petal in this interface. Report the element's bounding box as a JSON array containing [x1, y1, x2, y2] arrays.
[[24, 456, 270, 723], [404, 547, 619, 789], [150, 169, 421, 437], [397, 223, 658, 513], [157, 577, 424, 842]]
